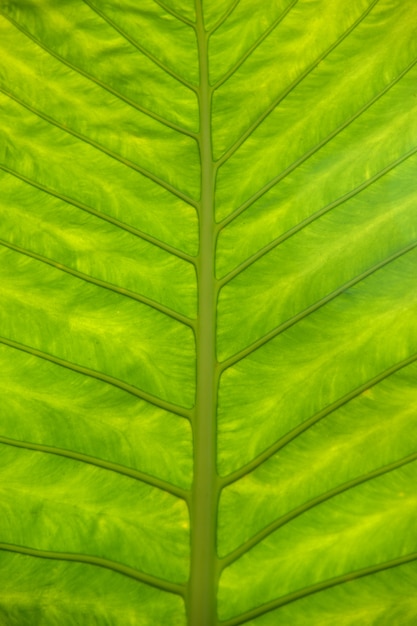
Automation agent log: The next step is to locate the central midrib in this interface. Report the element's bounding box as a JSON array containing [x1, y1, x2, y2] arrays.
[[187, 1, 219, 624]]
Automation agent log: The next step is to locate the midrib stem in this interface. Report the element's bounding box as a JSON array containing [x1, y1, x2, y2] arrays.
[[187, 2, 219, 625]]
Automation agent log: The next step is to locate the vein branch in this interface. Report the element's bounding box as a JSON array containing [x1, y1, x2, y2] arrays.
[[0, 436, 188, 500], [0, 239, 195, 329], [220, 351, 417, 487], [0, 165, 196, 265], [218, 147, 417, 285], [82, 0, 197, 92], [221, 451, 417, 569], [153, 0, 195, 27], [0, 11, 196, 139], [207, 0, 241, 37], [212, 0, 298, 89], [0, 542, 185, 596], [222, 552, 417, 626], [218, 51, 417, 230], [220, 241, 417, 371], [0, 336, 192, 420], [1, 86, 198, 209], [216, 0, 379, 167]]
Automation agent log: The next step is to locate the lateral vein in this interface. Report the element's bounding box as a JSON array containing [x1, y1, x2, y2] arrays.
[[218, 51, 417, 229], [153, 0, 195, 27], [221, 552, 417, 626], [220, 241, 417, 370], [0, 542, 185, 596], [0, 165, 196, 265], [208, 0, 241, 38], [81, 0, 198, 93], [221, 451, 417, 568], [0, 238, 195, 329], [0, 336, 192, 420], [0, 87, 198, 209], [0, 436, 188, 500], [212, 0, 298, 89], [216, 0, 379, 166], [220, 351, 417, 486], [0, 12, 195, 139], [218, 147, 417, 285]]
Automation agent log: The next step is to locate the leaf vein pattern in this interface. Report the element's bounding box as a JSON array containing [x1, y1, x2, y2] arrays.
[[221, 352, 417, 486], [0, 543, 185, 596], [220, 241, 417, 370], [219, 148, 417, 284], [0, 436, 187, 500], [208, 0, 241, 37], [153, 0, 195, 27], [0, 166, 195, 264], [0, 87, 198, 209], [81, 0, 197, 92], [222, 552, 417, 626], [212, 0, 299, 89], [0, 12, 195, 139], [216, 0, 379, 166], [221, 451, 417, 568], [0, 239, 195, 329], [218, 52, 417, 228], [0, 336, 192, 420]]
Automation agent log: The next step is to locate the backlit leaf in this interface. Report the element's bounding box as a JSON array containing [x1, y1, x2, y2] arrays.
[[1, 1, 417, 624]]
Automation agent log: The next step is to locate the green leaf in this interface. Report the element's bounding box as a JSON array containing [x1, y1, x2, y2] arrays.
[[1, 1, 417, 624]]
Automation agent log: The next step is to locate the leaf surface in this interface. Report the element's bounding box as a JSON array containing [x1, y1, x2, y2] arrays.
[[1, 1, 417, 624]]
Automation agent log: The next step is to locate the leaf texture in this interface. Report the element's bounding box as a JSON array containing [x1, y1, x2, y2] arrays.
[[1, 0, 417, 624]]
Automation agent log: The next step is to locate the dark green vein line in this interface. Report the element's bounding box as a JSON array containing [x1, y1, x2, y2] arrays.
[[0, 165, 196, 265], [218, 52, 417, 229], [220, 351, 417, 487], [0, 436, 188, 500], [220, 241, 417, 371], [207, 0, 240, 37], [0, 87, 198, 210], [218, 147, 417, 285], [221, 552, 417, 626], [0, 336, 192, 420], [0, 12, 195, 140], [0, 239, 195, 329], [0, 543, 185, 596], [216, 0, 379, 167], [82, 0, 197, 92], [212, 0, 298, 89], [221, 451, 417, 569], [153, 0, 195, 27]]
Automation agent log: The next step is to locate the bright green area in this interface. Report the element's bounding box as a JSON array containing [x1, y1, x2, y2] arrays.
[[1, 1, 417, 625], [0, 551, 186, 626]]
